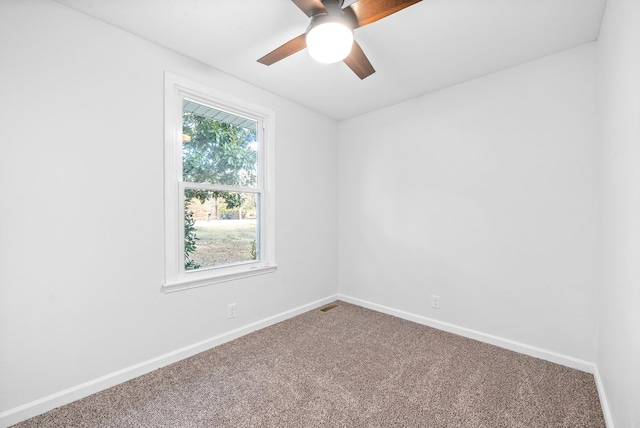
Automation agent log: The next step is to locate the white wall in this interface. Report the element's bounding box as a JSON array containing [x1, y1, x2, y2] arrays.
[[597, 0, 640, 425], [338, 44, 600, 363], [0, 0, 338, 422]]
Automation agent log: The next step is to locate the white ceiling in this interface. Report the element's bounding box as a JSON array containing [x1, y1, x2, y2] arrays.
[[54, 0, 606, 121]]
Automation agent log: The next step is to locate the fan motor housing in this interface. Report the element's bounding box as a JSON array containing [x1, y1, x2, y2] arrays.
[[308, 0, 356, 31]]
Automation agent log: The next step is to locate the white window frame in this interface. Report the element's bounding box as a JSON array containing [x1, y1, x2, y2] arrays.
[[163, 72, 276, 293]]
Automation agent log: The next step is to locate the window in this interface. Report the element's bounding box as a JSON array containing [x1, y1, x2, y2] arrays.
[[163, 73, 275, 292]]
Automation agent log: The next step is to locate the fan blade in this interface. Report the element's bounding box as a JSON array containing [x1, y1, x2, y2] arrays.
[[258, 34, 307, 66], [344, 0, 422, 28], [291, 0, 327, 17], [343, 41, 375, 79]]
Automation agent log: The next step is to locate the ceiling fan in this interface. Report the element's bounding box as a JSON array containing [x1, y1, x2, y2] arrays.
[[257, 0, 422, 79]]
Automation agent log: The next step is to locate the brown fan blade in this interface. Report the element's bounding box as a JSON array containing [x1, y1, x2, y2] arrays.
[[258, 34, 307, 66], [343, 41, 375, 79], [291, 0, 327, 17], [344, 0, 422, 28]]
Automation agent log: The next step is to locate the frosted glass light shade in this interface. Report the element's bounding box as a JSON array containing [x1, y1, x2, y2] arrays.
[[306, 22, 354, 64]]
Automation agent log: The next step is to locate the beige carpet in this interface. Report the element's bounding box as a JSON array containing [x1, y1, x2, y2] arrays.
[[14, 302, 605, 427]]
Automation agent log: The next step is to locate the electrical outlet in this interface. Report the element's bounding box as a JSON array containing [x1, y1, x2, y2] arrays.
[[431, 295, 440, 310], [227, 303, 237, 319]]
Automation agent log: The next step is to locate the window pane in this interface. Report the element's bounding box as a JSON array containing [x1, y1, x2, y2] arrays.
[[184, 190, 259, 271], [182, 99, 258, 187]]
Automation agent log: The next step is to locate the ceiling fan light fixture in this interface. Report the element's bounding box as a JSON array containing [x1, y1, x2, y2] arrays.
[[306, 21, 354, 64], [258, 0, 422, 79]]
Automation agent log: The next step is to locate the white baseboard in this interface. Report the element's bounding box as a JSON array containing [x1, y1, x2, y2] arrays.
[[338, 294, 595, 373], [2, 294, 610, 428], [339, 295, 616, 426], [593, 365, 615, 428], [342, 294, 616, 425], [0, 294, 339, 428]]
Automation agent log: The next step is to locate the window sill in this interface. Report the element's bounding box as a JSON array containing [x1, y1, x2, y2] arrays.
[[162, 264, 277, 293]]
